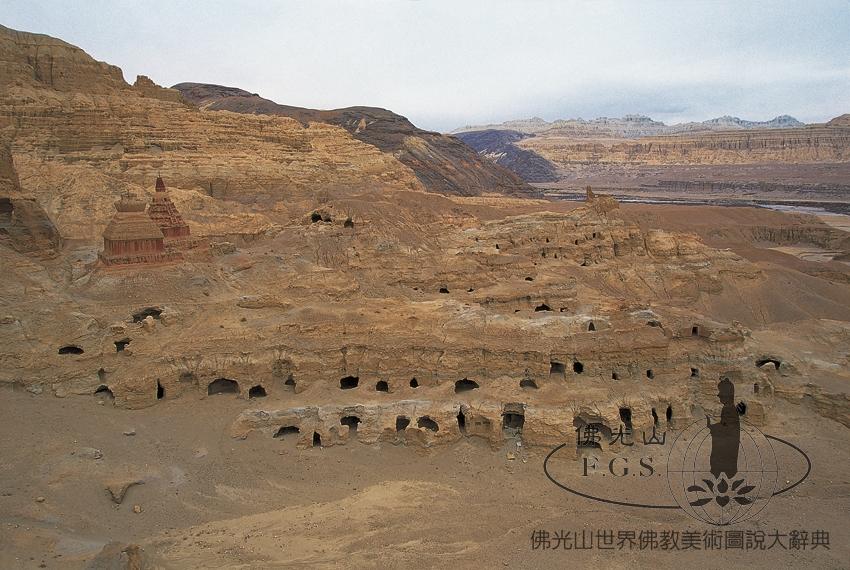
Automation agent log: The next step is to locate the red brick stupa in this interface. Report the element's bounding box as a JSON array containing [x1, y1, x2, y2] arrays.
[[147, 176, 191, 243], [98, 193, 181, 267]]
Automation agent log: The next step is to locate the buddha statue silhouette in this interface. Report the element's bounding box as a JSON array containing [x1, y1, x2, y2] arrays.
[[706, 378, 740, 478]]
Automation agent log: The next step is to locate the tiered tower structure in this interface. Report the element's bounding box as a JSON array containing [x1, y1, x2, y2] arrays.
[[98, 193, 181, 266], [147, 176, 191, 242]]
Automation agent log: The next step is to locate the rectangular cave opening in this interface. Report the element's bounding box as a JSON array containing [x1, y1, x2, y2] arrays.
[[396, 416, 410, 431], [340, 415, 361, 434], [274, 426, 300, 439], [132, 307, 163, 323], [340, 376, 359, 389], [502, 412, 524, 432], [457, 408, 467, 434], [417, 416, 439, 432], [618, 407, 632, 433], [208, 378, 239, 395]]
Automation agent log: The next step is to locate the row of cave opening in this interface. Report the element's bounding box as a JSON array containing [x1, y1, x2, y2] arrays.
[[272, 408, 527, 446], [549, 360, 677, 381], [577, 401, 748, 449], [91, 359, 773, 401]]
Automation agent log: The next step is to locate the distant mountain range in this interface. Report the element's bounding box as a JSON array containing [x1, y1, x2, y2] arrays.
[[451, 114, 805, 138]]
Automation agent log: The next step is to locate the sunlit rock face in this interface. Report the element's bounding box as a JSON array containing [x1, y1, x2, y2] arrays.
[[1, 24, 849, 459]]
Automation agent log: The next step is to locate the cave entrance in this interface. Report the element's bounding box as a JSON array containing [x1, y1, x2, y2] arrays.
[[520, 378, 538, 390], [573, 361, 584, 374], [156, 380, 165, 400], [396, 416, 410, 431], [619, 407, 633, 433], [439, 287, 450, 294], [534, 303, 552, 312], [588, 321, 596, 331], [666, 405, 673, 423], [690, 367, 700, 378], [208, 378, 239, 396], [756, 358, 781, 370], [114, 338, 131, 352], [341, 415, 361, 434], [550, 361, 565, 376], [58, 345, 84, 355], [284, 375, 296, 391], [248, 385, 267, 398], [692, 325, 700, 336], [646, 369, 655, 379], [375, 380, 389, 392], [94, 385, 113, 399], [274, 426, 300, 439], [502, 412, 525, 433], [340, 376, 359, 389], [651, 408, 659, 426], [417, 416, 439, 432], [409, 378, 419, 388], [454, 378, 479, 393], [457, 408, 467, 434], [312, 432, 322, 447], [132, 307, 162, 323]]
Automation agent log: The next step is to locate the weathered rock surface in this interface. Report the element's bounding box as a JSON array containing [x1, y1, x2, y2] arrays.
[[174, 82, 536, 197], [0, 25, 425, 242], [454, 129, 559, 182], [0, 24, 847, 458], [0, 139, 60, 255], [519, 117, 850, 166]]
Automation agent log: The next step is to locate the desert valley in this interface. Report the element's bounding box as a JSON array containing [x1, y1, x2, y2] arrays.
[[1, 16, 849, 570]]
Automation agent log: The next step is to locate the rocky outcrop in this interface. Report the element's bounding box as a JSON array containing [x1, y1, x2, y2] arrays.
[[454, 129, 559, 182], [0, 140, 60, 256], [173, 82, 536, 197], [0, 24, 127, 93], [0, 25, 426, 243], [132, 75, 185, 104]]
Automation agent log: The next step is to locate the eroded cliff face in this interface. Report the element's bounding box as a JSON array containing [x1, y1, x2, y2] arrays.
[[0, 24, 847, 455], [3, 186, 849, 451], [518, 120, 850, 166], [454, 129, 559, 183], [173, 82, 535, 198], [0, 139, 60, 256], [0, 26, 426, 241]]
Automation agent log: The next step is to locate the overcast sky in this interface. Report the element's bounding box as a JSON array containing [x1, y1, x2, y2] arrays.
[[3, 0, 849, 131]]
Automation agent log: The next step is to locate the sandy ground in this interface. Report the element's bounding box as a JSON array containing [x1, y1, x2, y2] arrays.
[[0, 386, 847, 569]]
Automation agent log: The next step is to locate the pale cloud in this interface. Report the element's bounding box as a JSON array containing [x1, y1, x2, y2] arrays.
[[2, 0, 848, 131]]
